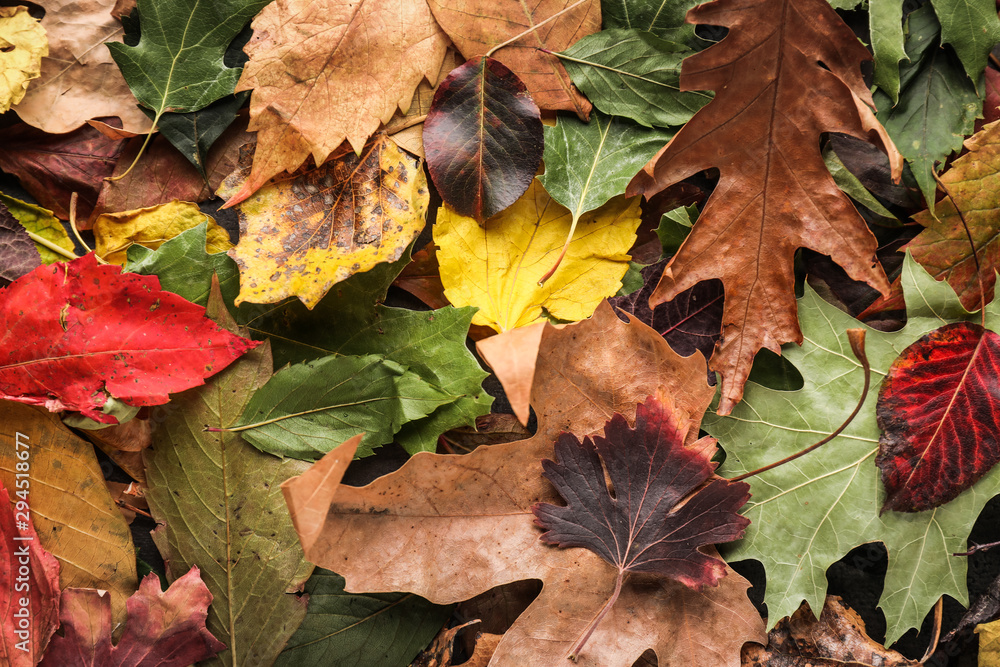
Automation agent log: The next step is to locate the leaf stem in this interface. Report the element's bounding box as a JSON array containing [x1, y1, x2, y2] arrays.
[[567, 569, 624, 662], [933, 171, 985, 327], [106, 110, 160, 182], [538, 213, 580, 286], [25, 230, 79, 260], [485, 0, 590, 58], [67, 193, 107, 264], [920, 596, 944, 663], [731, 329, 870, 482]]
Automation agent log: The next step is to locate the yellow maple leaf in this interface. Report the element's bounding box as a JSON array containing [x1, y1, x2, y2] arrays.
[[218, 134, 429, 309], [227, 0, 448, 205], [0, 6, 47, 112], [436, 180, 640, 332], [93, 200, 232, 265]]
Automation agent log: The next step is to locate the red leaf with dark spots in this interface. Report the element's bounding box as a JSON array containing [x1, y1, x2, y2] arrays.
[[876, 322, 1000, 513], [423, 55, 543, 222], [0, 254, 258, 423], [532, 396, 750, 588]]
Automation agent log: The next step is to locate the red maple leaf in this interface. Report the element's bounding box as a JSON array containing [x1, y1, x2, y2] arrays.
[[0, 255, 257, 423]]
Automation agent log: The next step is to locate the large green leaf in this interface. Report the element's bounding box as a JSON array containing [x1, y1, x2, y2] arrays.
[[125, 222, 239, 307], [869, 0, 907, 103], [274, 569, 452, 667], [558, 29, 711, 128], [144, 310, 313, 666], [107, 0, 269, 122], [538, 111, 674, 222], [930, 0, 1000, 91], [232, 353, 453, 460], [601, 0, 704, 44], [705, 253, 1000, 644], [875, 5, 982, 211]]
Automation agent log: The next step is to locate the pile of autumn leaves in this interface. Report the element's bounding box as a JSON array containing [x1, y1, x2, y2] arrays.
[[4, 0, 1000, 664]]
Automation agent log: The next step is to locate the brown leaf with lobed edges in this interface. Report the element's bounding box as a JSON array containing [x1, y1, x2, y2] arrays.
[[282, 301, 765, 666], [427, 0, 599, 118], [12, 0, 152, 134], [227, 0, 448, 205], [627, 0, 899, 414]]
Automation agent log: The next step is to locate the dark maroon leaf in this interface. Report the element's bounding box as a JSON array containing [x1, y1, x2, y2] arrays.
[[610, 259, 724, 368], [0, 120, 127, 221], [532, 396, 750, 588], [876, 322, 1000, 513], [423, 55, 543, 222], [0, 200, 41, 287]]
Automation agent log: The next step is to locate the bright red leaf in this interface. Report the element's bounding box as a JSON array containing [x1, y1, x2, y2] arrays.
[[39, 566, 226, 667], [1, 480, 60, 666], [0, 254, 257, 423], [423, 55, 543, 222], [876, 322, 1000, 513]]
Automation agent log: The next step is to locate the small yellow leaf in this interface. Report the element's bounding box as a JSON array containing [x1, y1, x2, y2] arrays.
[[219, 134, 429, 309], [0, 193, 74, 263], [979, 620, 1000, 667], [436, 180, 640, 332], [0, 6, 47, 112], [93, 200, 232, 265]]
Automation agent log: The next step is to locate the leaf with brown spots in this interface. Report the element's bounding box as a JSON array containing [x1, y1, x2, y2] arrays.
[[218, 133, 429, 308]]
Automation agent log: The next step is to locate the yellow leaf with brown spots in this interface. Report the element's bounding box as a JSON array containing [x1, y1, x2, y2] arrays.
[[435, 180, 640, 332], [0, 6, 47, 112], [93, 200, 232, 265], [218, 133, 429, 308]]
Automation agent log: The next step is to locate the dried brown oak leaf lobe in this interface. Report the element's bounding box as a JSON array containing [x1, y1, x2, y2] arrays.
[[427, 0, 599, 119], [627, 0, 900, 414], [229, 0, 448, 205], [282, 301, 765, 667]]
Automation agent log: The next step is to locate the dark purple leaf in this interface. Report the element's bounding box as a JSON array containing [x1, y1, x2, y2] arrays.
[[532, 396, 750, 589], [876, 322, 1000, 513], [0, 200, 41, 287], [423, 55, 543, 222]]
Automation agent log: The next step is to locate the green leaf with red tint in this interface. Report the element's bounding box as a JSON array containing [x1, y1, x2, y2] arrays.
[[532, 396, 750, 588], [0, 254, 258, 423], [877, 322, 1000, 513], [0, 480, 60, 666], [423, 55, 543, 222]]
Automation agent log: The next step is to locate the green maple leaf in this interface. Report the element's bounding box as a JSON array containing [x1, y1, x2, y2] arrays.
[[930, 0, 1000, 92], [705, 253, 1000, 643]]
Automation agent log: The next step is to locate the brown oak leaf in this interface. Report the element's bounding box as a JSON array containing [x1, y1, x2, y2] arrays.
[[627, 0, 900, 414], [282, 301, 765, 666]]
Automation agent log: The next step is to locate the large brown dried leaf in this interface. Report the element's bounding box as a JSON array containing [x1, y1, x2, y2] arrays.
[[228, 0, 448, 204], [12, 0, 152, 134], [627, 0, 898, 414], [282, 302, 765, 666], [427, 0, 599, 118]]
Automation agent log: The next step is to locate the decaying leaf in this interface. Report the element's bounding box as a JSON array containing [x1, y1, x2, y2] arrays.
[[39, 567, 225, 667], [282, 303, 765, 666], [979, 618, 1000, 667], [386, 48, 460, 158], [12, 0, 152, 134], [0, 480, 60, 666], [92, 200, 232, 265], [424, 56, 543, 222], [0, 200, 41, 287], [0, 255, 257, 422], [427, 0, 600, 117], [220, 134, 428, 308], [476, 322, 547, 426], [229, 0, 448, 204], [0, 402, 137, 629], [435, 181, 640, 332], [627, 0, 899, 414], [0, 6, 47, 112], [0, 194, 75, 264]]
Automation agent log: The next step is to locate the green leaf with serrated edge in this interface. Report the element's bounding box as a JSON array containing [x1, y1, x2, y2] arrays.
[[655, 203, 697, 256], [930, 0, 1000, 92], [233, 353, 452, 459], [874, 5, 982, 213], [144, 311, 313, 667], [558, 30, 711, 128], [274, 569, 452, 667], [245, 247, 493, 456], [602, 0, 704, 44], [538, 111, 674, 221], [706, 253, 1000, 644], [106, 0, 269, 123], [125, 222, 239, 307], [0, 193, 75, 263], [823, 146, 898, 220], [869, 0, 907, 103]]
